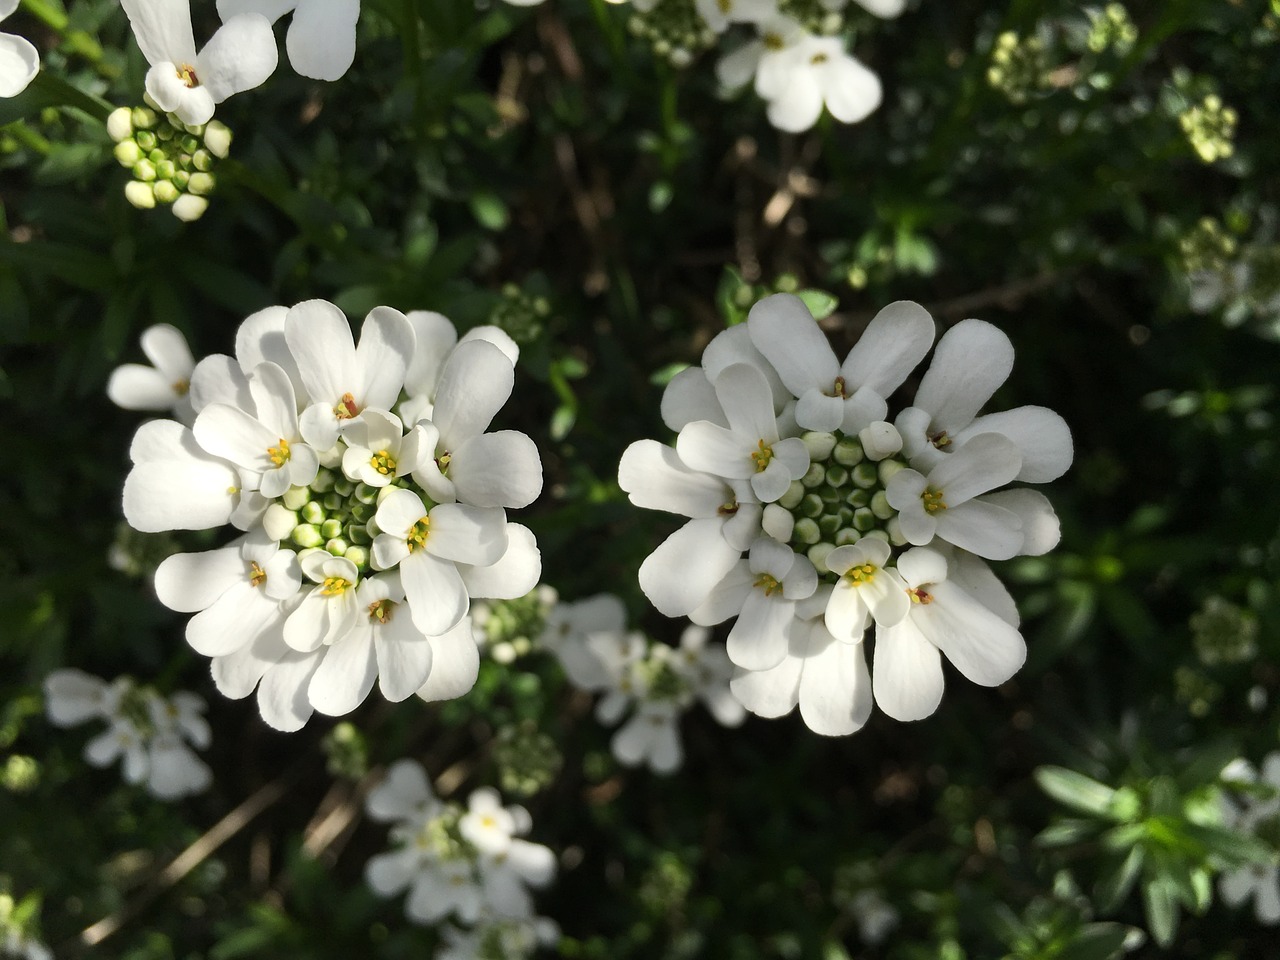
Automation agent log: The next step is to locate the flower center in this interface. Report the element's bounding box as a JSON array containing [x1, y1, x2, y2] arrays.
[[843, 562, 878, 586], [921, 488, 947, 513], [248, 561, 267, 587], [321, 576, 351, 596], [754, 573, 782, 596], [928, 430, 952, 449], [717, 499, 740, 517], [751, 439, 775, 473], [367, 598, 394, 623], [764, 31, 786, 51], [173, 378, 190, 396], [828, 376, 848, 399], [268, 438, 291, 467], [370, 449, 397, 476], [333, 392, 360, 420], [407, 517, 431, 552], [811, 52, 829, 66], [908, 587, 934, 604], [717, 0, 732, 11], [436, 451, 452, 473], [176, 63, 199, 88]]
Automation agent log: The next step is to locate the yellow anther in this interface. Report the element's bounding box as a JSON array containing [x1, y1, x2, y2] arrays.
[[810, 52, 829, 65], [763, 31, 785, 51], [367, 599, 393, 624], [176, 63, 198, 88], [828, 376, 848, 399], [921, 488, 947, 513], [843, 562, 878, 586], [908, 587, 934, 605], [929, 431, 952, 449], [248, 561, 267, 587], [716, 0, 732, 11], [480, 814, 497, 828], [333, 392, 359, 420], [407, 517, 430, 552], [370, 449, 397, 476], [750, 439, 774, 473], [436, 452, 452, 472], [717, 499, 740, 517], [754, 573, 782, 596], [321, 576, 350, 596], [268, 438, 291, 466], [173, 378, 190, 396]]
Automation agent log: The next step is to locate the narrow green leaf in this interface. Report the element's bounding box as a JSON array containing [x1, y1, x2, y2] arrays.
[[1142, 875, 1180, 947], [1095, 845, 1145, 912], [1058, 923, 1131, 960], [1035, 766, 1119, 817]]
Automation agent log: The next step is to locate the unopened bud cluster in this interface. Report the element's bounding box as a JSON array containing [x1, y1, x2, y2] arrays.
[[629, 0, 715, 68], [1191, 595, 1258, 666], [490, 282, 552, 345], [492, 721, 562, 798], [473, 586, 557, 664], [1179, 217, 1237, 274], [1086, 4, 1138, 56], [764, 430, 906, 577], [107, 105, 231, 221], [778, 0, 844, 36], [987, 31, 1051, 104], [1179, 93, 1237, 164]]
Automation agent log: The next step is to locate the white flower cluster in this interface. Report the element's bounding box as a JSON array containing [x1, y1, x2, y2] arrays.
[[43, 669, 212, 800], [1219, 754, 1280, 924], [619, 293, 1072, 735], [541, 594, 745, 773], [114, 303, 543, 731], [364, 760, 557, 937]]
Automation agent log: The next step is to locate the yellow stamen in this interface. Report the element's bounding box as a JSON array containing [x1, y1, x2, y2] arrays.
[[333, 392, 359, 420], [480, 814, 497, 828], [407, 517, 430, 552], [828, 376, 847, 399], [367, 599, 393, 624], [754, 573, 782, 596], [248, 561, 267, 587], [436, 452, 452, 472], [173, 378, 190, 396], [717, 499, 740, 517], [321, 576, 351, 596], [908, 587, 933, 605], [843, 562, 878, 586], [370, 449, 397, 475], [763, 31, 785, 51], [921, 488, 947, 513], [268, 438, 291, 467], [810, 52, 829, 65], [750, 439, 774, 473], [176, 63, 198, 88], [929, 431, 952, 449]]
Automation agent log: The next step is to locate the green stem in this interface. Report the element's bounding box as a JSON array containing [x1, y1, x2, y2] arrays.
[[21, 0, 108, 66], [4, 121, 51, 154]]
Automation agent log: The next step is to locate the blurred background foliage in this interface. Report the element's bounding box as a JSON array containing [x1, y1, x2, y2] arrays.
[[1, 0, 1279, 956]]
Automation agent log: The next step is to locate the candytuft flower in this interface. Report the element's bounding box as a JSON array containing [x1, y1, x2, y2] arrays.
[[0, 0, 39, 98]]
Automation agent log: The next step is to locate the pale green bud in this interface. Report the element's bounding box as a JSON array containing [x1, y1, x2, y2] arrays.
[[845, 488, 870, 508], [833, 437, 864, 466], [132, 158, 157, 182], [300, 501, 326, 525], [778, 481, 805, 510], [187, 172, 216, 196], [885, 517, 906, 546], [878, 459, 908, 485], [792, 518, 821, 545], [106, 107, 134, 142], [801, 431, 837, 460], [344, 545, 369, 569], [204, 121, 232, 158], [114, 140, 142, 168], [263, 503, 298, 541], [325, 537, 349, 556], [350, 502, 374, 523], [825, 465, 849, 488], [172, 170, 190, 190], [853, 507, 875, 532], [124, 180, 156, 209], [291, 523, 324, 549], [311, 470, 336, 493], [807, 542, 835, 574], [192, 149, 213, 172], [154, 159, 176, 181], [354, 482, 379, 505], [172, 194, 209, 221], [851, 463, 879, 489], [870, 491, 894, 520], [800, 493, 824, 518], [321, 518, 344, 540], [862, 529, 890, 544], [334, 477, 355, 497], [281, 486, 310, 511], [152, 179, 179, 204], [834, 527, 861, 546], [136, 130, 157, 152], [801, 463, 826, 488], [131, 106, 158, 129], [346, 522, 372, 545]]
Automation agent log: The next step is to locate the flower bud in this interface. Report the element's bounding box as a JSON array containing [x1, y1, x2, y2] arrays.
[[187, 172, 215, 196], [801, 463, 825, 488], [325, 538, 349, 556], [131, 106, 158, 129], [885, 516, 906, 546], [136, 130, 157, 152], [106, 107, 134, 142], [877, 459, 907, 486], [778, 481, 805, 510], [792, 518, 821, 545], [344, 545, 369, 569], [800, 493, 824, 518], [853, 507, 875, 532], [311, 469, 336, 493], [113, 140, 142, 168], [300, 501, 326, 525], [801, 431, 837, 460], [172, 194, 209, 221], [154, 159, 176, 181], [859, 421, 903, 461], [191, 149, 213, 172], [172, 170, 190, 190], [203, 120, 232, 158], [824, 465, 849, 488], [132, 158, 157, 182], [834, 527, 861, 546], [354, 482, 379, 505], [152, 180, 179, 204], [124, 180, 156, 209], [833, 437, 864, 466], [334, 477, 356, 497], [870, 491, 894, 520], [291, 523, 324, 549], [281, 486, 310, 511], [320, 519, 344, 540], [263, 503, 299, 541], [762, 503, 794, 542], [346, 522, 372, 545], [807, 542, 835, 574], [851, 463, 879, 489]]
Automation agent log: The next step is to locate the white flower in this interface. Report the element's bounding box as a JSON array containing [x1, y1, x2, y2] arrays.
[[871, 547, 1025, 721], [894, 318, 1074, 483], [730, 585, 875, 736], [716, 16, 808, 98], [284, 552, 363, 651], [695, 0, 775, 34], [1219, 753, 1280, 924], [122, 419, 243, 532], [217, 0, 359, 81], [107, 324, 196, 422], [764, 34, 883, 133], [849, 889, 900, 945], [121, 0, 278, 125], [0, 0, 38, 98], [823, 536, 910, 640], [539, 592, 628, 688], [437, 916, 559, 960], [44, 669, 115, 726]]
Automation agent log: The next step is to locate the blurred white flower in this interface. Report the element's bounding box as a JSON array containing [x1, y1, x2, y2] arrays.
[[1219, 753, 1280, 924], [0, 0, 39, 98]]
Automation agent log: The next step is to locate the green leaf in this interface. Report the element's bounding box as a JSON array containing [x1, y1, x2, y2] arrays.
[[1035, 766, 1119, 817], [1095, 845, 1145, 912], [1058, 923, 1131, 960], [796, 289, 839, 320], [1182, 823, 1275, 866], [1142, 874, 1180, 947], [1035, 817, 1101, 847], [469, 190, 509, 231]]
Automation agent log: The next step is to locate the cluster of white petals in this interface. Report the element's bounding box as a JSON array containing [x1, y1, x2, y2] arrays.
[[364, 760, 557, 929], [118, 301, 542, 731], [619, 292, 1071, 734], [217, 0, 359, 82], [0, 0, 39, 99], [542, 594, 745, 773], [710, 0, 901, 132], [1219, 754, 1280, 924], [121, 0, 278, 125], [43, 669, 212, 799]]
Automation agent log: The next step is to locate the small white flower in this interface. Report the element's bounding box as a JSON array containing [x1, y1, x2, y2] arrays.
[[0, 0, 39, 98], [339, 409, 430, 488], [107, 324, 196, 422], [695, 0, 776, 34], [1219, 753, 1280, 924], [849, 888, 900, 945], [764, 34, 883, 133], [539, 592, 628, 688], [823, 537, 910, 641], [121, 0, 278, 125], [284, 552, 362, 652]]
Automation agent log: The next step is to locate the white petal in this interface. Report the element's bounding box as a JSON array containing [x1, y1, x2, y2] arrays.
[[936, 500, 1023, 560], [730, 657, 801, 719], [842, 301, 936, 398], [373, 612, 435, 701], [913, 319, 1014, 433], [714, 362, 782, 443], [122, 422, 239, 532], [426, 503, 507, 566], [286, 299, 357, 405], [107, 365, 179, 411], [193, 402, 278, 473], [257, 651, 322, 731], [365, 848, 420, 896], [676, 421, 756, 480], [416, 619, 480, 701], [285, 0, 358, 81], [195, 13, 278, 103], [190, 353, 252, 414], [821, 53, 882, 125], [186, 582, 279, 656], [726, 591, 793, 670], [448, 430, 542, 509], [121, 0, 197, 66], [980, 488, 1061, 556], [459, 522, 541, 600], [638, 518, 742, 617], [354, 306, 416, 412], [403, 310, 458, 398], [366, 758, 434, 821], [661, 367, 726, 431], [943, 549, 1019, 627], [43, 669, 109, 726], [211, 621, 289, 698], [916, 581, 1026, 687], [618, 439, 727, 518], [309, 629, 378, 716], [797, 624, 874, 736], [928, 433, 1022, 504], [746, 293, 839, 398], [767, 65, 825, 133], [154, 544, 244, 612], [0, 32, 38, 97], [432, 339, 515, 452], [872, 619, 945, 721], [958, 406, 1073, 483], [401, 551, 469, 636]]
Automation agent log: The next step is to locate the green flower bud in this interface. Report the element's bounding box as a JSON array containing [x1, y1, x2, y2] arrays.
[[845, 488, 870, 508], [325, 537, 348, 556], [106, 107, 134, 142], [834, 527, 861, 546], [322, 492, 344, 512], [354, 482, 379, 505], [870, 490, 894, 520], [291, 523, 324, 549], [878, 459, 907, 486], [113, 140, 142, 168], [172, 170, 190, 190], [187, 172, 216, 196], [155, 123, 175, 141], [281, 486, 310, 511], [192, 149, 214, 172], [807, 542, 835, 574], [350, 502, 373, 523], [818, 514, 841, 537], [778, 481, 805, 510], [152, 179, 179, 204], [311, 469, 336, 493], [172, 194, 208, 221], [124, 180, 156, 209], [300, 501, 326, 525], [833, 437, 864, 466], [132, 158, 157, 182], [334, 477, 356, 497], [851, 463, 879, 489], [180, 134, 200, 154], [321, 518, 344, 540], [131, 106, 158, 129], [853, 507, 876, 532], [344, 545, 369, 569], [825, 465, 849, 488], [792, 517, 821, 545], [346, 522, 372, 545], [802, 463, 826, 487], [154, 159, 176, 181], [136, 130, 157, 152], [800, 493, 824, 518]]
